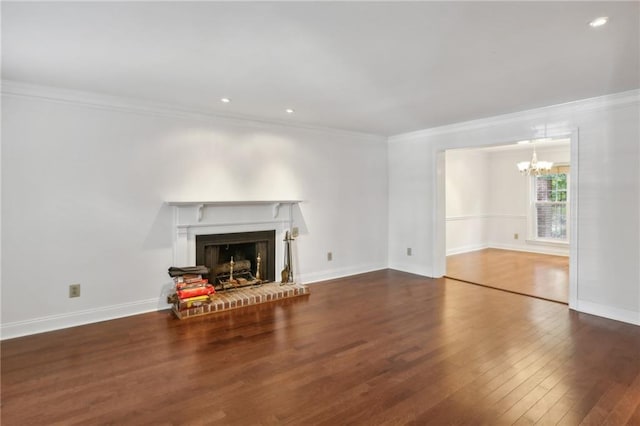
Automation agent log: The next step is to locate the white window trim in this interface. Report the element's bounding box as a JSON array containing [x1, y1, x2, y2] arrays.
[[527, 166, 570, 245]]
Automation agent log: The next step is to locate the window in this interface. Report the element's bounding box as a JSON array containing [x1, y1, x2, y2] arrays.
[[532, 168, 569, 242]]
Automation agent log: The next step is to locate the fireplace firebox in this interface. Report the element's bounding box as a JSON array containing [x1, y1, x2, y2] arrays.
[[195, 230, 276, 291]]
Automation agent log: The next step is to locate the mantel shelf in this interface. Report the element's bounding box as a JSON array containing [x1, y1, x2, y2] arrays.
[[167, 200, 302, 221], [167, 200, 302, 207]]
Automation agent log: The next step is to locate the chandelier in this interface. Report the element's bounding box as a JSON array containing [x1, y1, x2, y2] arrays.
[[517, 140, 553, 176]]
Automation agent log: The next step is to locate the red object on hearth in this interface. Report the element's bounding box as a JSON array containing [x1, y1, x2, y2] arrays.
[[177, 284, 215, 300]]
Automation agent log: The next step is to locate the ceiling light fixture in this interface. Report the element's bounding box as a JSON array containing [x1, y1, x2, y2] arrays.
[[589, 16, 609, 28], [517, 139, 553, 176], [220, 98, 231, 103], [516, 140, 531, 145], [285, 108, 295, 114]]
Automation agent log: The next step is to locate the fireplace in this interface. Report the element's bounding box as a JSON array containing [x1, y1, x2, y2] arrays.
[[196, 230, 276, 291], [166, 200, 307, 318], [168, 200, 300, 288]]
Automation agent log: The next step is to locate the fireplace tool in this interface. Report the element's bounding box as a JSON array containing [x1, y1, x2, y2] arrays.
[[281, 230, 294, 285]]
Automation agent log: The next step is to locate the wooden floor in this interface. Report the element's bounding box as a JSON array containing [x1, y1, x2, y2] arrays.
[[446, 248, 569, 304], [2, 270, 639, 425]]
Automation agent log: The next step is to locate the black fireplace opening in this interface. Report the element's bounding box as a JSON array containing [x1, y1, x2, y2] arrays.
[[196, 230, 276, 291]]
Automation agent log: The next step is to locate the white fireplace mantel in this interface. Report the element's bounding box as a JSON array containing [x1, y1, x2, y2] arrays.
[[167, 200, 302, 222], [167, 200, 301, 271]]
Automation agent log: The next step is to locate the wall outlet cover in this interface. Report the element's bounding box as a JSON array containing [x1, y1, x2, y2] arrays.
[[69, 284, 81, 298]]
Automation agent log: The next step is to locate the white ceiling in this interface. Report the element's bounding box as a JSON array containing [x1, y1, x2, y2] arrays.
[[2, 2, 638, 136]]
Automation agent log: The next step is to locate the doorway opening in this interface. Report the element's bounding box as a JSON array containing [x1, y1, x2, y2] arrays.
[[443, 137, 573, 304]]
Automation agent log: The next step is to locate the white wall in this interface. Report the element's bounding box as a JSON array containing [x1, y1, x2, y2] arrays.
[[1, 84, 389, 338], [3, 85, 638, 336], [486, 146, 570, 256], [389, 90, 640, 326], [445, 149, 489, 255]]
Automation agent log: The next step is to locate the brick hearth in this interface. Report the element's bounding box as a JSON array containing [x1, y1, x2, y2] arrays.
[[172, 282, 310, 319]]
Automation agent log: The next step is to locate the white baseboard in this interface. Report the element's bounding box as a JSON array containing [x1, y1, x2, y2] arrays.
[[446, 244, 489, 256], [487, 242, 569, 257], [573, 300, 640, 326], [386, 262, 436, 278], [446, 242, 569, 257], [299, 262, 388, 284], [4, 272, 636, 340], [2, 263, 387, 340], [1, 298, 163, 340]]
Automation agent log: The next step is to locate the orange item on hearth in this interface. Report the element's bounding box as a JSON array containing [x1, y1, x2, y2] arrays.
[[177, 284, 215, 300]]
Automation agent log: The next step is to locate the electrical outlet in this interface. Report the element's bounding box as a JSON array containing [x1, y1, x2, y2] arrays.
[[514, 233, 519, 240], [407, 247, 412, 256], [291, 227, 299, 238], [69, 284, 81, 298], [327, 252, 333, 261]]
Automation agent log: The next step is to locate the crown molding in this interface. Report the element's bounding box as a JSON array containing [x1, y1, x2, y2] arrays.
[[3, 80, 637, 144], [389, 89, 640, 143], [0, 80, 385, 142]]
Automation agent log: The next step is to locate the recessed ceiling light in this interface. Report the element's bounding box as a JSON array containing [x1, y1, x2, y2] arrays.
[[516, 140, 531, 145], [285, 108, 295, 114], [589, 17, 608, 28], [220, 98, 231, 103]]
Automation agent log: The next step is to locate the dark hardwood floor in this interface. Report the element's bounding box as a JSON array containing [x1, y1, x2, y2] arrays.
[[446, 248, 569, 304], [2, 270, 639, 425]]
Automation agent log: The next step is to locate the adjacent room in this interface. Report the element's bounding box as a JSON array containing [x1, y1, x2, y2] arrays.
[[445, 138, 571, 304], [2, 1, 639, 425]]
